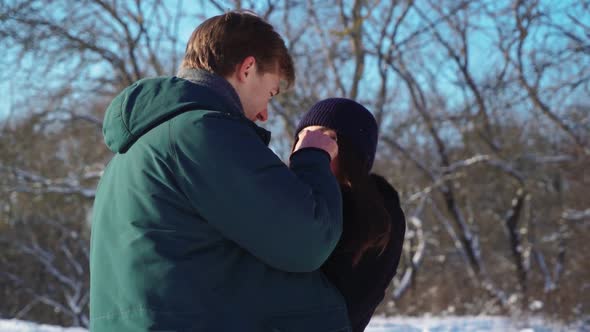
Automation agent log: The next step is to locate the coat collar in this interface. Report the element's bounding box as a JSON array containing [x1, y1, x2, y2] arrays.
[[176, 68, 271, 146]]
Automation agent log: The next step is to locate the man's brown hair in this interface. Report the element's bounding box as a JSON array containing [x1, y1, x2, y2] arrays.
[[181, 11, 295, 88]]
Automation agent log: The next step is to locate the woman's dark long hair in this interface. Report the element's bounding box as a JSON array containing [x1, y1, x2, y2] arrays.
[[335, 135, 391, 266]]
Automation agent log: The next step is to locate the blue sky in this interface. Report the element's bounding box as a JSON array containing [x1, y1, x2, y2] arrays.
[[0, 82, 11, 119], [1, 0, 586, 124]]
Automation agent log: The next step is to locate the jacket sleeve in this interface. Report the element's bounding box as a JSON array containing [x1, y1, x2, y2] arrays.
[[171, 112, 343, 273]]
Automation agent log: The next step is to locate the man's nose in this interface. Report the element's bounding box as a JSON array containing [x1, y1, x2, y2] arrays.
[[256, 109, 268, 122]]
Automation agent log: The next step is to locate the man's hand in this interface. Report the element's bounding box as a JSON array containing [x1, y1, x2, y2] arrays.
[[293, 126, 338, 160]]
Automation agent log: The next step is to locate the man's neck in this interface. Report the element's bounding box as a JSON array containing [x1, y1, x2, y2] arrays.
[[176, 67, 244, 116]]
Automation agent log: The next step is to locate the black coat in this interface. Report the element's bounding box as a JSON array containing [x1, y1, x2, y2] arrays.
[[321, 174, 406, 332]]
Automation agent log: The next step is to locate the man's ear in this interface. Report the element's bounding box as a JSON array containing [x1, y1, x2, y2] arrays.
[[236, 56, 256, 82]]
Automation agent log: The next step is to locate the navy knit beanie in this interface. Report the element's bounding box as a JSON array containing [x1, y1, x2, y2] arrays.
[[295, 98, 378, 170]]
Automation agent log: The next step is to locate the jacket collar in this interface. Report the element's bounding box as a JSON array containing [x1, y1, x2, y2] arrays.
[[176, 68, 243, 117], [176, 68, 271, 146]]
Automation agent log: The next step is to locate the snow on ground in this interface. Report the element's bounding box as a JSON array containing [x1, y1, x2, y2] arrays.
[[0, 316, 586, 332], [0, 319, 86, 332], [366, 316, 584, 332]]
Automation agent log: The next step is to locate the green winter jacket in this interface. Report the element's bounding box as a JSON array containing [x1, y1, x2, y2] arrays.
[[89, 70, 350, 331]]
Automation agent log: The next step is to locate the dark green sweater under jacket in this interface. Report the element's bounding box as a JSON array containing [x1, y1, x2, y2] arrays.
[[90, 70, 350, 331]]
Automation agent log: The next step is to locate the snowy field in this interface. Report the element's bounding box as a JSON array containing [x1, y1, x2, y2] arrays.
[[1, 316, 587, 332]]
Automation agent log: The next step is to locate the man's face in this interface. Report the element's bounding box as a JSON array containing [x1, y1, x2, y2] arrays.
[[240, 67, 281, 122], [228, 57, 281, 123]]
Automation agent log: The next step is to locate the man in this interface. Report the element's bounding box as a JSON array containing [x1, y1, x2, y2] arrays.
[[90, 10, 351, 331]]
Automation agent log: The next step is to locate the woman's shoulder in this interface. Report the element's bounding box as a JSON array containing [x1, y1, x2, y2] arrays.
[[369, 173, 406, 232], [369, 173, 401, 205]]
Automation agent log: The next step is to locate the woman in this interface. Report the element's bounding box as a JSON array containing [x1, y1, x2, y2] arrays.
[[293, 98, 406, 332]]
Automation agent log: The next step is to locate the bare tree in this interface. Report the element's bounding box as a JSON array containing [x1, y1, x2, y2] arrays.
[[1, 0, 588, 325]]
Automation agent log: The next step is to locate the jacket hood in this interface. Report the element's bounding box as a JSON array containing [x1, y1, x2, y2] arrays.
[[103, 72, 246, 153]]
